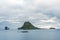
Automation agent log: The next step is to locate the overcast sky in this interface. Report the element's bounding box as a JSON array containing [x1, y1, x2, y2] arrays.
[[0, 0, 60, 29]]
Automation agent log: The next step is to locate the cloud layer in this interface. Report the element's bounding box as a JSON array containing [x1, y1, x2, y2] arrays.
[[0, 0, 60, 29]]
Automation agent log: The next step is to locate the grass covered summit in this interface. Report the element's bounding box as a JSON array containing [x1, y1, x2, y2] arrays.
[[18, 21, 39, 30]]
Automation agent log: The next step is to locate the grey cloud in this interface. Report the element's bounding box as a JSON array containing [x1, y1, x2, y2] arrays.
[[0, 0, 60, 28]]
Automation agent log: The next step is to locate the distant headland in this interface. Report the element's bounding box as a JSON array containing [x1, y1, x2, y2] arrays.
[[49, 27, 56, 29]]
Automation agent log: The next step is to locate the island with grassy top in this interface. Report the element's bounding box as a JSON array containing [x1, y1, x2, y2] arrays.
[[18, 21, 40, 30]]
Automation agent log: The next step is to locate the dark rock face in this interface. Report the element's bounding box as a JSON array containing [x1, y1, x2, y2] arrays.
[[18, 22, 39, 30], [5, 26, 9, 30]]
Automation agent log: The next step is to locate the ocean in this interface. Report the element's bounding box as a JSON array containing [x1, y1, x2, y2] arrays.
[[0, 29, 60, 40]]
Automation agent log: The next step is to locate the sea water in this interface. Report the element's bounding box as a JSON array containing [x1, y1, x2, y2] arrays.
[[0, 29, 60, 40]]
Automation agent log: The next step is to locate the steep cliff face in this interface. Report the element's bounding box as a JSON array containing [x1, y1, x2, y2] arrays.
[[18, 22, 39, 30]]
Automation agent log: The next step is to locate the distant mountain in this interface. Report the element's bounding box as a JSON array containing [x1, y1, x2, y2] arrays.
[[18, 21, 40, 30]]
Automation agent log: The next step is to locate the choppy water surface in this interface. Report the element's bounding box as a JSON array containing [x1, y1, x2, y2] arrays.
[[0, 29, 60, 40]]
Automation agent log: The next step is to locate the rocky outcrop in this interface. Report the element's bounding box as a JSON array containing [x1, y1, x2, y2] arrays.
[[5, 26, 9, 30], [49, 27, 56, 29]]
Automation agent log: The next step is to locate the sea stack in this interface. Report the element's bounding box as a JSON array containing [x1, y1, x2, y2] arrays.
[[5, 26, 9, 30], [18, 21, 39, 30]]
